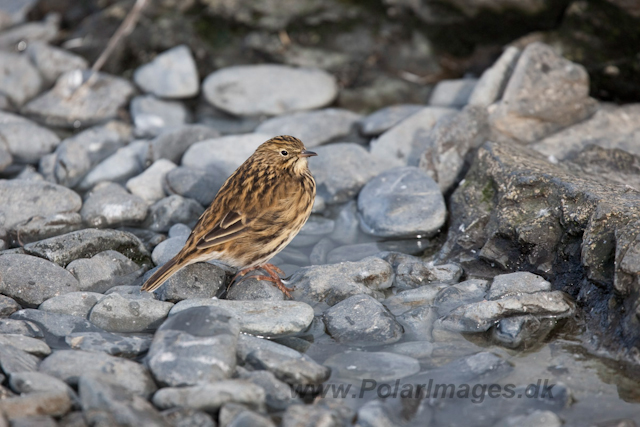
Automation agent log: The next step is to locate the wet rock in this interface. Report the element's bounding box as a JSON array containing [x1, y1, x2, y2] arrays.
[[488, 272, 551, 300], [170, 299, 313, 338], [324, 351, 419, 382], [151, 235, 187, 266], [154, 263, 226, 302], [395, 305, 437, 341], [0, 179, 81, 232], [220, 405, 276, 427], [164, 166, 226, 207], [289, 257, 393, 309], [289, 216, 334, 247], [358, 104, 424, 137], [203, 65, 338, 116], [146, 306, 240, 387], [66, 250, 145, 293], [309, 143, 384, 204], [0, 319, 43, 338], [182, 133, 270, 177], [79, 375, 166, 426], [0, 111, 60, 164], [149, 124, 220, 164], [237, 334, 330, 385], [531, 104, 640, 161], [0, 296, 20, 317], [130, 95, 190, 138], [387, 341, 434, 360], [144, 195, 204, 232], [89, 293, 173, 333], [434, 279, 490, 316], [492, 315, 558, 349], [38, 292, 103, 318], [80, 182, 148, 228], [468, 46, 520, 107], [489, 42, 597, 144], [281, 403, 350, 427], [0, 391, 72, 420], [358, 166, 446, 238], [429, 78, 477, 108], [24, 228, 151, 268], [383, 284, 449, 316], [0, 51, 42, 107], [39, 350, 157, 397], [419, 105, 490, 192], [255, 108, 361, 147], [22, 70, 135, 129], [438, 291, 574, 333], [0, 254, 80, 307], [152, 380, 266, 412], [134, 45, 199, 99], [10, 309, 102, 340], [161, 408, 216, 427], [370, 107, 455, 168], [77, 140, 148, 191], [323, 294, 403, 344], [238, 369, 301, 411], [0, 343, 40, 375], [494, 410, 562, 427], [126, 159, 176, 203], [382, 252, 462, 291], [66, 331, 151, 358], [26, 41, 88, 87]]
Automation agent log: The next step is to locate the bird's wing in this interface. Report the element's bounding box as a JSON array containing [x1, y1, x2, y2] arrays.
[[195, 210, 247, 249]]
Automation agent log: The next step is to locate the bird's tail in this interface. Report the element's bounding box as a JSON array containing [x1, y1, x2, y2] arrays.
[[141, 256, 188, 292]]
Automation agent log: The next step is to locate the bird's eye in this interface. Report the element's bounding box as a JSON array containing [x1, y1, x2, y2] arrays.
[[280, 150, 288, 156]]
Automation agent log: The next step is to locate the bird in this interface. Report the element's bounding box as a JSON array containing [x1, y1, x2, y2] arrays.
[[141, 135, 317, 298]]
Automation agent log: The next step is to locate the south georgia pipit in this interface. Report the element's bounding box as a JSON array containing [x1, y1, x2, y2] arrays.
[[141, 135, 317, 298]]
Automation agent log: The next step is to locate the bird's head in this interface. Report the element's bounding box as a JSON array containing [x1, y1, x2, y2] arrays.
[[255, 135, 317, 175]]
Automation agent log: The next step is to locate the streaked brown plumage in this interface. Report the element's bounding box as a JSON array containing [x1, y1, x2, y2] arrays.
[[141, 135, 317, 298]]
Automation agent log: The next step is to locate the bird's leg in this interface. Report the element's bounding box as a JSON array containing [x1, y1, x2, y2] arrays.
[[232, 265, 261, 283], [238, 263, 292, 298]]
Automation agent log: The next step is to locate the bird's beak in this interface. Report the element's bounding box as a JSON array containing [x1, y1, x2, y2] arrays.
[[300, 150, 317, 158]]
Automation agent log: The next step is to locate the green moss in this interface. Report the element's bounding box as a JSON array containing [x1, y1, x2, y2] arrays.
[[481, 181, 495, 206]]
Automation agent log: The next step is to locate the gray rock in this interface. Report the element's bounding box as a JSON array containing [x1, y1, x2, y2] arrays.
[[255, 108, 361, 148], [161, 408, 216, 427], [168, 223, 191, 238], [0, 13, 58, 50], [0, 0, 37, 31], [492, 315, 558, 349], [146, 306, 240, 387], [488, 272, 551, 300], [386, 341, 434, 360], [0, 343, 40, 375], [14, 165, 43, 181], [0, 391, 72, 420], [38, 292, 103, 318], [237, 334, 330, 385], [9, 371, 75, 399], [438, 291, 575, 333], [39, 350, 157, 397], [396, 304, 438, 341], [289, 216, 334, 247], [531, 104, 640, 161], [494, 410, 562, 427], [126, 159, 177, 203], [11, 212, 83, 246], [0, 51, 42, 107], [0, 319, 43, 338], [79, 375, 166, 427], [330, 201, 359, 245], [182, 133, 271, 177], [89, 293, 173, 333], [80, 182, 148, 228], [22, 70, 135, 129], [0, 179, 80, 232], [10, 415, 57, 427], [382, 252, 462, 290], [77, 140, 148, 191], [164, 166, 226, 207], [0, 111, 60, 164], [0, 296, 20, 317], [226, 278, 285, 301], [0, 144, 11, 171], [122, 227, 166, 253], [149, 124, 221, 164], [358, 104, 424, 137], [26, 41, 88, 86], [144, 195, 204, 232], [104, 285, 155, 300], [222, 406, 276, 427], [24, 228, 151, 268], [203, 64, 337, 116], [152, 380, 266, 412], [151, 235, 187, 266], [370, 107, 455, 168], [170, 299, 314, 338], [309, 237, 334, 265], [428, 78, 477, 108], [154, 263, 226, 302], [196, 100, 262, 135], [281, 404, 348, 427], [134, 45, 199, 99], [130, 95, 190, 137], [433, 279, 490, 316], [489, 42, 597, 144], [66, 250, 145, 293], [358, 166, 446, 238], [66, 332, 151, 359], [324, 351, 419, 382], [44, 121, 131, 188], [10, 309, 103, 340], [309, 143, 384, 204], [323, 294, 403, 344], [468, 46, 520, 107], [382, 284, 449, 316], [419, 105, 490, 192], [289, 257, 393, 309], [0, 254, 80, 307], [238, 369, 301, 411]]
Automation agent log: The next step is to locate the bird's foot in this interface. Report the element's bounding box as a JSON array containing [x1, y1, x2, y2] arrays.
[[234, 264, 292, 298]]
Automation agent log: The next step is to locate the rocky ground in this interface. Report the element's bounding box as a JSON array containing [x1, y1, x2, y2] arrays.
[[0, 1, 639, 426]]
